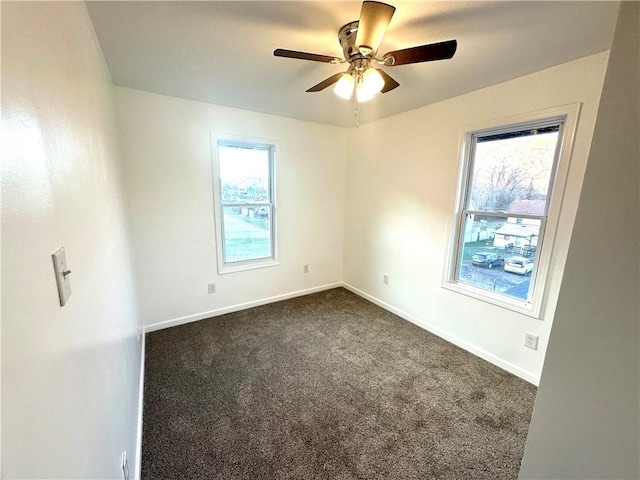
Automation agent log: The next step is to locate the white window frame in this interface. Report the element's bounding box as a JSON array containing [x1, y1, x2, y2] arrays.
[[211, 134, 279, 274], [443, 104, 581, 318]]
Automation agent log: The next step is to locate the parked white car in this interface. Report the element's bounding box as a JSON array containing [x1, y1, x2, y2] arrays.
[[504, 256, 534, 275]]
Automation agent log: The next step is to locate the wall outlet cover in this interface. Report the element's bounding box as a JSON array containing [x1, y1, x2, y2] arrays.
[[121, 451, 129, 480], [525, 333, 539, 350]]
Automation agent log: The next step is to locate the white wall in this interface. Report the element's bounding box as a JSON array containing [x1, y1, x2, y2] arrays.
[[1, 3, 141, 479], [343, 52, 609, 384], [520, 2, 639, 478], [114, 88, 347, 328]]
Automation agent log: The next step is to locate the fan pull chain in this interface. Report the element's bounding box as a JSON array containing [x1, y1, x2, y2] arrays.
[[353, 73, 360, 127]]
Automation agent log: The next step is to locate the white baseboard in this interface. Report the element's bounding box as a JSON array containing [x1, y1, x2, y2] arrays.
[[342, 283, 540, 386], [134, 327, 146, 480], [144, 283, 343, 333]]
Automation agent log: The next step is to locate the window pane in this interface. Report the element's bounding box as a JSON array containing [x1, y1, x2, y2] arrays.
[[468, 127, 559, 214], [222, 205, 272, 263], [218, 145, 270, 204], [457, 213, 540, 301]]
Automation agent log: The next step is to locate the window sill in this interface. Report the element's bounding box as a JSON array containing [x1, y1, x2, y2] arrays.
[[218, 259, 280, 275], [441, 280, 542, 319]]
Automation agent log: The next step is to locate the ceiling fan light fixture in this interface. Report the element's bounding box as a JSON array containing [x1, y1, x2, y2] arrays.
[[356, 83, 376, 103], [361, 67, 385, 95], [334, 73, 355, 100], [274, 1, 458, 116]]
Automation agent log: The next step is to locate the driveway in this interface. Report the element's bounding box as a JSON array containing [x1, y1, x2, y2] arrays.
[[459, 262, 531, 300]]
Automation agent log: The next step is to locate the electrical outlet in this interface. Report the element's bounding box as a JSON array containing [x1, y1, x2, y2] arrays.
[[121, 451, 129, 480], [303, 264, 309, 273], [524, 333, 539, 350], [383, 274, 389, 285], [208, 283, 216, 294]]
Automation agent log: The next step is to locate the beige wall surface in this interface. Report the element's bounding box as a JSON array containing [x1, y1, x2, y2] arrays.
[[114, 87, 347, 328], [520, 3, 640, 478], [343, 52, 609, 384], [1, 2, 141, 478]]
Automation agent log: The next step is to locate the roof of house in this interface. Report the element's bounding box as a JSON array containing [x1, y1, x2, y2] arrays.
[[495, 223, 540, 237]]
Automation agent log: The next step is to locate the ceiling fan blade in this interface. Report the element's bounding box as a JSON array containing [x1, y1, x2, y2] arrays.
[[354, 1, 396, 56], [378, 69, 399, 93], [306, 72, 345, 93], [274, 48, 341, 64], [383, 39, 457, 66]]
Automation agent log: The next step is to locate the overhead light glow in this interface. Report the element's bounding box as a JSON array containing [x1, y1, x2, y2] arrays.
[[333, 73, 355, 100], [361, 68, 385, 96], [356, 84, 375, 102], [333, 67, 384, 104]]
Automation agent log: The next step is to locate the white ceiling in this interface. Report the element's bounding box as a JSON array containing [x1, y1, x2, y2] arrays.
[[86, 1, 619, 128]]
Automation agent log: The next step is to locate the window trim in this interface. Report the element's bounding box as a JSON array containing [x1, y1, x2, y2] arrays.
[[443, 104, 581, 318], [211, 134, 279, 275]]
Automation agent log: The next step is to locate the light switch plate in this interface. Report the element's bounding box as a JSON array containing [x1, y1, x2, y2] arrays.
[[52, 247, 72, 306]]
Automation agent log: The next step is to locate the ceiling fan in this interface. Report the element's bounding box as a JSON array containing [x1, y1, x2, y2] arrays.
[[274, 1, 457, 104]]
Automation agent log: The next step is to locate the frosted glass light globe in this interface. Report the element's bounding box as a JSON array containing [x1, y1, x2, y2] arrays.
[[333, 73, 355, 100]]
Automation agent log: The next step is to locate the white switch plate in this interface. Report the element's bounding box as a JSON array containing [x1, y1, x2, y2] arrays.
[[52, 247, 72, 306]]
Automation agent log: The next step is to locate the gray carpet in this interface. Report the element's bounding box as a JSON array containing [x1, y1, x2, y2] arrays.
[[142, 288, 537, 479]]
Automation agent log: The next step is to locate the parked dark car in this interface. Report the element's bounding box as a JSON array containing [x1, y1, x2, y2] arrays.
[[471, 252, 504, 269]]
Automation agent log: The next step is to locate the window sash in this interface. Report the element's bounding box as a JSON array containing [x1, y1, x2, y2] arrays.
[[212, 136, 278, 273], [220, 205, 274, 266], [462, 120, 565, 215], [443, 106, 579, 317], [222, 202, 271, 207], [460, 210, 544, 221], [452, 212, 548, 304]]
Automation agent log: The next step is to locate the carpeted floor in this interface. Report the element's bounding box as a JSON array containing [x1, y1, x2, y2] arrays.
[[142, 288, 537, 479]]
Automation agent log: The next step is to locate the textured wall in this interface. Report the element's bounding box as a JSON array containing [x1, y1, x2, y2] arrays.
[[1, 3, 141, 478]]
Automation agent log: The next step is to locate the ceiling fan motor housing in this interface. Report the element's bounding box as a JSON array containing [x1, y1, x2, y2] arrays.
[[339, 21, 360, 59]]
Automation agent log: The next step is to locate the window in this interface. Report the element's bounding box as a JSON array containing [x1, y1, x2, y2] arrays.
[[445, 106, 580, 316], [212, 136, 277, 273]]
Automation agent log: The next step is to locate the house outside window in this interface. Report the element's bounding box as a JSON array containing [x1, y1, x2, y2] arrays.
[[211, 135, 278, 274], [444, 105, 580, 317]]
